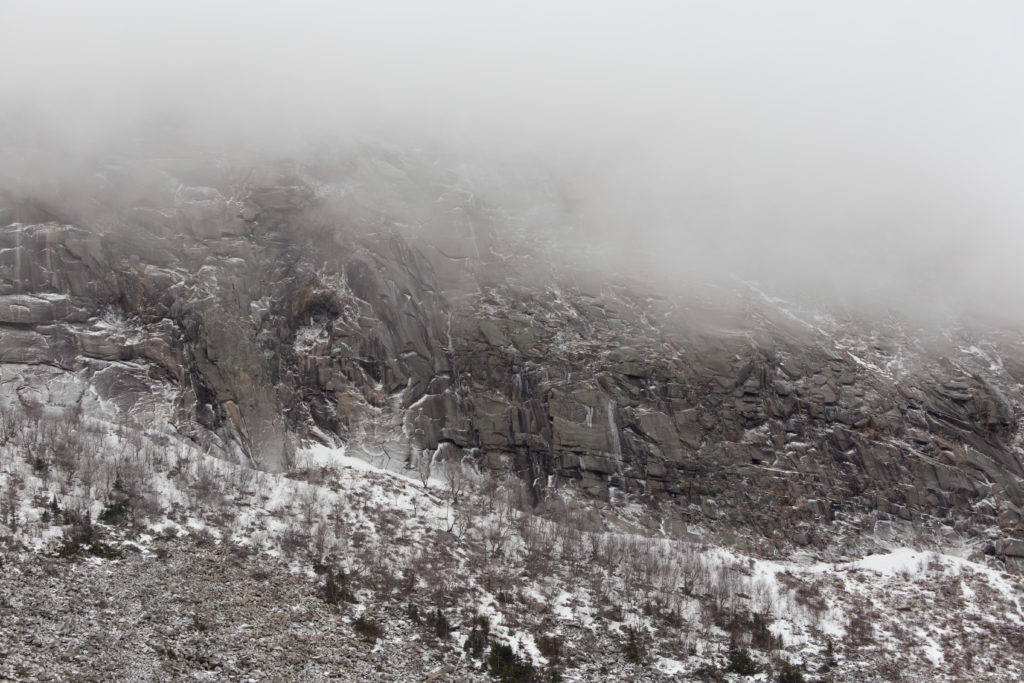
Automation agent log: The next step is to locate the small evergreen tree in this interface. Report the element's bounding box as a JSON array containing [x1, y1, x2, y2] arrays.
[[726, 639, 760, 676], [322, 568, 355, 604], [427, 607, 451, 639], [487, 643, 537, 682], [623, 624, 649, 664], [464, 615, 490, 660], [777, 660, 806, 683]]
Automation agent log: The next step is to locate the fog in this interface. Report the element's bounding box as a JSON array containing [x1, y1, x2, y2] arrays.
[[2, 1, 1023, 322]]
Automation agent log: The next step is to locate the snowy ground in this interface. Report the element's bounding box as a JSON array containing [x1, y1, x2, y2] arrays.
[[1, 412, 1023, 681]]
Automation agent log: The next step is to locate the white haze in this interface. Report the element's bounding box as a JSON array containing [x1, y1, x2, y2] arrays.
[[2, 1, 1023, 322]]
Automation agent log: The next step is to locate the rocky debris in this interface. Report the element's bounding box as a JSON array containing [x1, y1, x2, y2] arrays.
[[1, 148, 1024, 567], [0, 542, 490, 682]]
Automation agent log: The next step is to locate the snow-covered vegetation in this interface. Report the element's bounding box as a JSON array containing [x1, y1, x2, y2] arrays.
[[2, 409, 1022, 681]]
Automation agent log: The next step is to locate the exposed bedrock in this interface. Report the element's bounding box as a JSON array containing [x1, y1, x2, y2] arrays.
[[2, 153, 1023, 565]]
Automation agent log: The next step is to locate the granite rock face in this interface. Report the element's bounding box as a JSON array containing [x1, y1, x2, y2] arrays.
[[2, 150, 1023, 565]]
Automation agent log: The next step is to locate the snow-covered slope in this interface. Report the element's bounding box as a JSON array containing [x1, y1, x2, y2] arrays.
[[2, 418, 1022, 680], [3, 147, 1024, 679]]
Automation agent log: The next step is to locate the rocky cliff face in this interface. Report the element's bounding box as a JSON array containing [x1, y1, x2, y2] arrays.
[[3, 147, 1024, 566]]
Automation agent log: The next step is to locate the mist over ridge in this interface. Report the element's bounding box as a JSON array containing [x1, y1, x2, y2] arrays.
[[2, 0, 1023, 324], [6, 7, 1024, 680]]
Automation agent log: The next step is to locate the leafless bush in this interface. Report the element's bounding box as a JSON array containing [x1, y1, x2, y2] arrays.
[[680, 545, 710, 595], [373, 441, 394, 470], [442, 457, 474, 506], [113, 452, 152, 500], [482, 516, 513, 559], [416, 449, 432, 489], [300, 487, 321, 527], [313, 519, 334, 562], [876, 657, 904, 681], [321, 566, 356, 604], [191, 527, 217, 548], [557, 519, 585, 566], [234, 463, 256, 494], [1, 473, 22, 530], [450, 500, 475, 540], [520, 514, 552, 571], [144, 441, 168, 473], [171, 445, 194, 481], [793, 579, 828, 623], [192, 457, 223, 507], [0, 410, 20, 447], [749, 581, 770, 618], [845, 610, 876, 648], [279, 521, 309, 559], [36, 419, 91, 483], [353, 613, 383, 641]]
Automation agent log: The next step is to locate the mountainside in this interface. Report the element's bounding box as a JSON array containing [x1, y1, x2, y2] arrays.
[[4, 148, 1024, 564], [2, 147, 1024, 680]]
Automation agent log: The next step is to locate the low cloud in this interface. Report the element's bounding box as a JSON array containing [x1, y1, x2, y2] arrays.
[[2, 1, 1022, 321]]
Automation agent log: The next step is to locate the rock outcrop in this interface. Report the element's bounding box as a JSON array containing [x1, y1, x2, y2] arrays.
[[2, 148, 1023, 566]]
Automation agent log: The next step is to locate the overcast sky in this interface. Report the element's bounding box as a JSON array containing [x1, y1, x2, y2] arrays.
[[2, 1, 1023, 321]]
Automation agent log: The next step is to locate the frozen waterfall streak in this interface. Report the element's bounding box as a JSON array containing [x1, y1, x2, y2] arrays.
[[14, 226, 21, 294], [466, 214, 481, 261], [606, 398, 625, 480], [606, 398, 621, 458]]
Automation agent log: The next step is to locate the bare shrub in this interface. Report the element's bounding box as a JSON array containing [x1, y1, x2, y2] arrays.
[[300, 487, 321, 527], [1, 473, 22, 530], [450, 499, 475, 540], [312, 520, 334, 562], [192, 457, 224, 508], [791, 577, 828, 624], [845, 611, 876, 648], [537, 633, 563, 666], [520, 514, 552, 572], [415, 449, 432, 489], [0, 410, 20, 446], [279, 522, 309, 559], [322, 567, 356, 604], [234, 464, 256, 494], [442, 457, 473, 506], [353, 613, 383, 641]]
